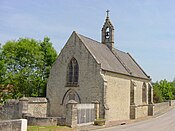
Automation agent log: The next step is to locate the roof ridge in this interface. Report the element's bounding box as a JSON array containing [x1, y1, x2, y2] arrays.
[[114, 48, 127, 54], [78, 33, 101, 44]]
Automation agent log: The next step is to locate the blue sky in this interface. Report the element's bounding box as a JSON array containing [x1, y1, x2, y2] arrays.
[[0, 0, 175, 82]]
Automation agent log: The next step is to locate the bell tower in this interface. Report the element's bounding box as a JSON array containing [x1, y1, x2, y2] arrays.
[[101, 10, 114, 51]]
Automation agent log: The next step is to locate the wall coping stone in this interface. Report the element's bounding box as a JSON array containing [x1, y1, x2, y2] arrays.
[[67, 100, 78, 104], [27, 97, 47, 103]]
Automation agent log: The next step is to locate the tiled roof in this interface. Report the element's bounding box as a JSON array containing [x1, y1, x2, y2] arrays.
[[78, 33, 150, 80]]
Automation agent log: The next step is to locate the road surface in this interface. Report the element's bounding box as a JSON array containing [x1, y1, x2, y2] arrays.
[[95, 109, 175, 131]]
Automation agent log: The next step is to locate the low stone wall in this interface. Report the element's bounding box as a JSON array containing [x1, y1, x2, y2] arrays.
[[27, 116, 65, 126], [0, 99, 20, 120], [154, 102, 170, 115], [0, 97, 48, 120], [0, 119, 27, 131]]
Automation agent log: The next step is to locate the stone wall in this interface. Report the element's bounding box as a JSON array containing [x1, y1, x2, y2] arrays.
[[27, 116, 65, 126], [136, 105, 148, 118], [0, 97, 48, 120], [0, 119, 27, 131], [103, 71, 130, 122], [27, 97, 48, 117], [154, 101, 171, 115], [103, 71, 152, 122], [0, 99, 20, 120]]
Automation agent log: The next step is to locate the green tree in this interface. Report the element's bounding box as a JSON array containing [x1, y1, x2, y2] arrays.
[[0, 44, 6, 83], [153, 82, 163, 103], [153, 79, 175, 103], [39, 37, 57, 96], [159, 79, 174, 100], [1, 37, 57, 102]]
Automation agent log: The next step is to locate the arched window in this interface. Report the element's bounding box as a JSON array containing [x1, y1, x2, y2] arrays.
[[142, 83, 147, 103], [67, 58, 79, 86]]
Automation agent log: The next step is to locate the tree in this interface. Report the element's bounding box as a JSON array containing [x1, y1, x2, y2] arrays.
[[0, 43, 5, 83], [153, 82, 163, 103], [38, 37, 57, 96], [0, 37, 57, 102], [153, 79, 175, 103]]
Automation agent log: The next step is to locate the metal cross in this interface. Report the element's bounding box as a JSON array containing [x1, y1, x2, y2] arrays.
[[106, 10, 110, 18]]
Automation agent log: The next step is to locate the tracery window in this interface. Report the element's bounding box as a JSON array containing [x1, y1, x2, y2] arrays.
[[67, 58, 79, 86]]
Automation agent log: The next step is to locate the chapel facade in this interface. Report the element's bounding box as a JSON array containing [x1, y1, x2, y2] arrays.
[[47, 12, 154, 123]]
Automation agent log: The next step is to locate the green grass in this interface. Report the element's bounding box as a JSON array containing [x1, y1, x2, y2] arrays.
[[27, 126, 73, 131]]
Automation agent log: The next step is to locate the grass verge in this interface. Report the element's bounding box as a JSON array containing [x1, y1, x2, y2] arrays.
[[27, 126, 73, 131]]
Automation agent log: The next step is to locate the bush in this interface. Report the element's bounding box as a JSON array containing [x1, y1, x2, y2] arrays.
[[94, 119, 105, 126]]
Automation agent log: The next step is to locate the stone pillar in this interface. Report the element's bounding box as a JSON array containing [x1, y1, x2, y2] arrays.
[[130, 105, 137, 119], [148, 104, 154, 116], [19, 97, 29, 118], [92, 100, 100, 119], [66, 100, 78, 128], [151, 85, 154, 104], [130, 80, 137, 119], [130, 80, 136, 105]]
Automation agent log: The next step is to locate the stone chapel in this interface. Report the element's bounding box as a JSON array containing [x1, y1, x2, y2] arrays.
[[47, 12, 154, 124]]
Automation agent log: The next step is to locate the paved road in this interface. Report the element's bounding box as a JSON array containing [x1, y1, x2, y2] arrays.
[[95, 109, 175, 131]]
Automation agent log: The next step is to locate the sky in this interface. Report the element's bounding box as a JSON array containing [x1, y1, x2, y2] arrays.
[[0, 0, 175, 82]]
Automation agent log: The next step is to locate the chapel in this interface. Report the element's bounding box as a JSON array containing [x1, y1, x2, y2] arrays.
[[47, 11, 154, 124]]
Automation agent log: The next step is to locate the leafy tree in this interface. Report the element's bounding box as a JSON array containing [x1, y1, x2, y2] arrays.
[[0, 44, 6, 83], [38, 37, 57, 96], [159, 80, 174, 100], [153, 82, 163, 103], [153, 79, 175, 103], [0, 37, 57, 102], [171, 78, 175, 96]]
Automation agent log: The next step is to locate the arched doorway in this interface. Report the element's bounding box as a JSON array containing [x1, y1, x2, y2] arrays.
[[61, 89, 81, 117]]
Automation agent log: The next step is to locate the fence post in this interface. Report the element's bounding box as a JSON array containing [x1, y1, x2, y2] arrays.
[[66, 100, 78, 128], [92, 100, 99, 120]]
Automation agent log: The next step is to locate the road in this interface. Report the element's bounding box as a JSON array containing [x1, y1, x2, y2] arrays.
[[95, 109, 175, 131]]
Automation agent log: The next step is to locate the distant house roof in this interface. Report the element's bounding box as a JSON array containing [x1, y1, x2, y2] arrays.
[[77, 33, 150, 80]]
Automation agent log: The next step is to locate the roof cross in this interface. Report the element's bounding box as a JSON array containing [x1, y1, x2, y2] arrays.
[[106, 9, 110, 18]]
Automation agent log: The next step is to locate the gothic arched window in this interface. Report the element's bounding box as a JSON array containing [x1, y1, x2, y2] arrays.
[[67, 58, 79, 86], [142, 83, 147, 104]]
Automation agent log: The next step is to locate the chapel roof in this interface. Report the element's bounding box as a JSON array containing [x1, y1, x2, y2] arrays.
[[77, 33, 150, 80]]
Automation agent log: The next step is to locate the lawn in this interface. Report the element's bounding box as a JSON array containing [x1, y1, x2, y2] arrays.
[[27, 126, 74, 131]]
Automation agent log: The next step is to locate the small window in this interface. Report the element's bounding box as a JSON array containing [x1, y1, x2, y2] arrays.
[[67, 58, 79, 86]]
